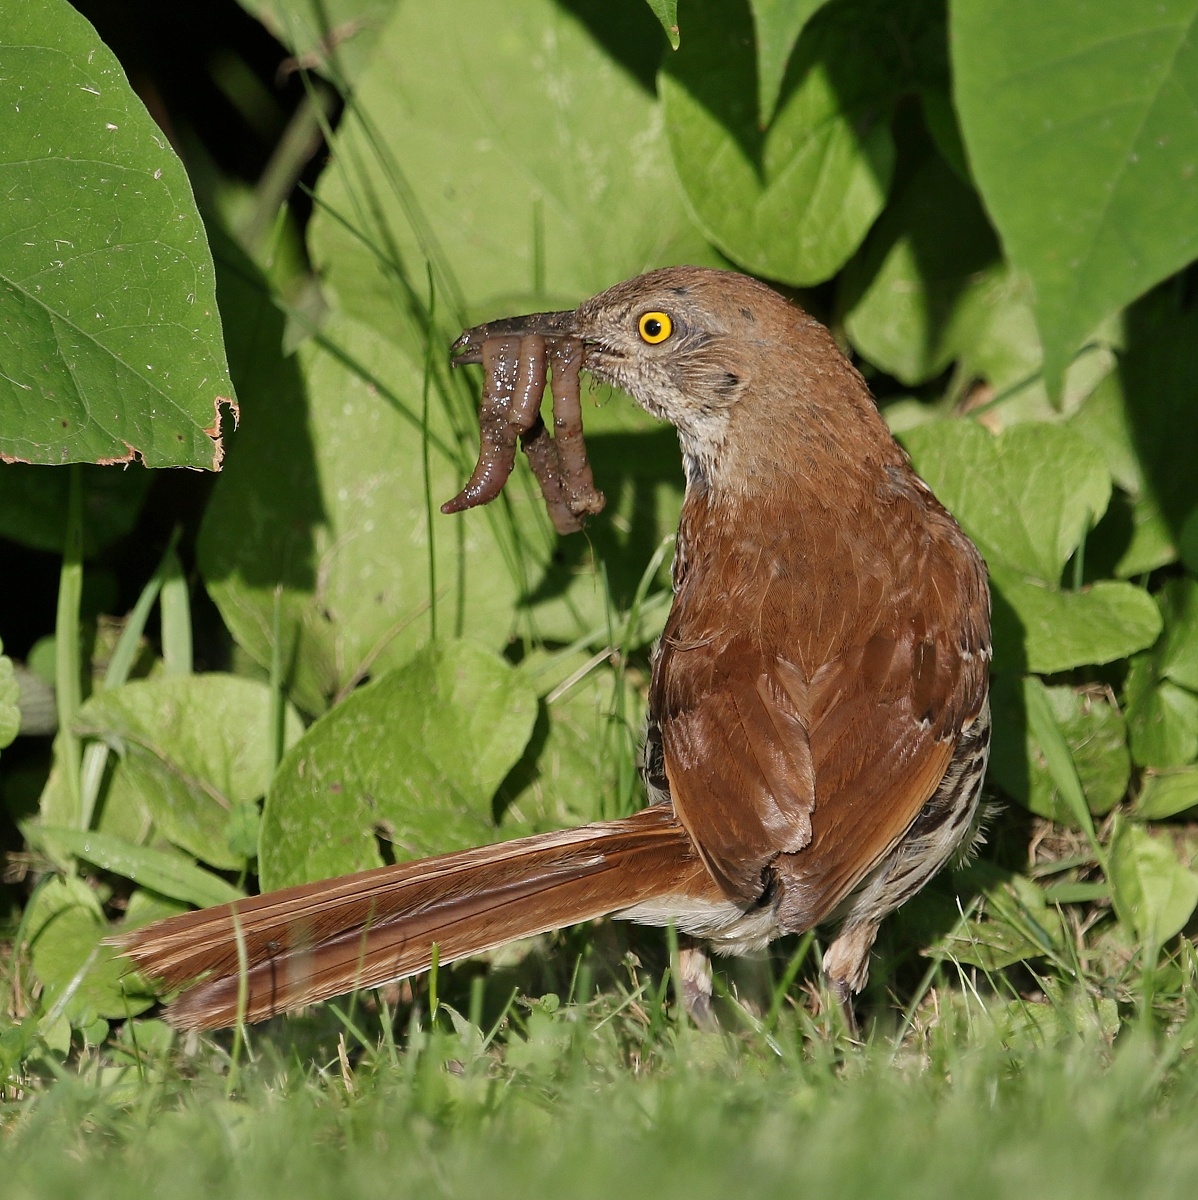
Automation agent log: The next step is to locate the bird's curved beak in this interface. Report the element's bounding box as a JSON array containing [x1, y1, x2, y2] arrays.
[[450, 309, 577, 365]]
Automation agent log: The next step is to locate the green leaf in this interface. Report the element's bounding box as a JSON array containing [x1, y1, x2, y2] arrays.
[[951, 0, 1198, 393], [260, 641, 537, 890], [1108, 815, 1198, 953], [200, 313, 684, 713], [70, 674, 303, 870], [748, 0, 831, 126], [0, 638, 18, 752], [645, 0, 681, 49], [932, 871, 1065, 971], [1136, 767, 1198, 821], [902, 421, 1110, 583], [904, 420, 1161, 673], [234, 0, 398, 81], [988, 568, 1162, 676], [1022, 677, 1098, 846], [841, 152, 1001, 385], [0, 0, 236, 467], [499, 652, 651, 834], [1124, 654, 1198, 771], [24, 876, 158, 1026], [20, 825, 242, 909], [661, 0, 917, 285], [989, 677, 1129, 826], [309, 0, 709, 355]]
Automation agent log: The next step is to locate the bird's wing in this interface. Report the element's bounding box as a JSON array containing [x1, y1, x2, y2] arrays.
[[656, 498, 989, 925]]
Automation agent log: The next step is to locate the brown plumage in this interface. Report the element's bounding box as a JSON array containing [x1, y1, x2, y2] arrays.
[[111, 267, 990, 1029]]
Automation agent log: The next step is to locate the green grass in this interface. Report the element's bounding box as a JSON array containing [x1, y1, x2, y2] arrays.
[[6, 938, 1198, 1200]]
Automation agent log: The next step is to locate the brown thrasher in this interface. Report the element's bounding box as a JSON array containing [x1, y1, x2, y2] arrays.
[[112, 267, 991, 1029]]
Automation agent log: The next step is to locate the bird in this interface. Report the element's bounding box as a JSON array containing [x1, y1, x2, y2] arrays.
[[111, 266, 991, 1030]]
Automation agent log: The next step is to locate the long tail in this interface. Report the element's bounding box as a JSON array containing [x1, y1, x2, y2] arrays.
[[109, 806, 714, 1030]]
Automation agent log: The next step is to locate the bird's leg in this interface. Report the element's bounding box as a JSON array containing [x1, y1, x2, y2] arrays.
[[676, 937, 717, 1029], [821, 921, 879, 1040]]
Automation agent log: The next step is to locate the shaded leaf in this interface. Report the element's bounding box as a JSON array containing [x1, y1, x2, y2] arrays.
[[748, 0, 831, 126], [841, 152, 1001, 385], [952, 0, 1198, 392], [662, 0, 924, 285], [0, 0, 235, 467], [932, 872, 1065, 971], [1124, 655, 1198, 771], [24, 876, 161, 1026], [0, 465, 153, 557], [989, 677, 1129, 825], [0, 638, 18, 752], [1136, 768, 1198, 822], [260, 641, 537, 890]]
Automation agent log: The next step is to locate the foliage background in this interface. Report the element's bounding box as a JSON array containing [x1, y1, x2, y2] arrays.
[[3, 0, 1198, 1190]]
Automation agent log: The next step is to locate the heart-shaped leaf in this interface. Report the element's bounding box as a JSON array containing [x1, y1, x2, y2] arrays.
[[662, 0, 924, 285], [259, 641, 537, 890], [952, 0, 1198, 393], [905, 420, 1161, 672]]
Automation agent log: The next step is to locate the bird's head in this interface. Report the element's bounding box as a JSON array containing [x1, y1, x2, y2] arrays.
[[452, 266, 875, 493]]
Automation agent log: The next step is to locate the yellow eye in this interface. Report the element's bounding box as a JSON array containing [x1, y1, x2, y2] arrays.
[[638, 311, 673, 344]]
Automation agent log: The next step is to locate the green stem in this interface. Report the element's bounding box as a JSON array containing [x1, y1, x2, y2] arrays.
[[56, 466, 84, 829]]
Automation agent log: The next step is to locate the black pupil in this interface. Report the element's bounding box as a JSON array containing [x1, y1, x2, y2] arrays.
[[644, 317, 662, 338]]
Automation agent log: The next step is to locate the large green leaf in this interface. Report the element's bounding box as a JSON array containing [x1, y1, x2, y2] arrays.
[[309, 0, 712, 353], [0, 0, 236, 467], [200, 313, 684, 713], [259, 641, 537, 890], [661, 0, 939, 285], [69, 674, 303, 870], [904, 421, 1161, 672], [841, 152, 1001, 385], [952, 0, 1198, 393]]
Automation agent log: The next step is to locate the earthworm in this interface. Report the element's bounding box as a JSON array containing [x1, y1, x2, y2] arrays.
[[442, 328, 605, 534]]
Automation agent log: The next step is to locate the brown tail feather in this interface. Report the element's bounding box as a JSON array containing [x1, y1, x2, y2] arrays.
[[108, 806, 715, 1030]]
